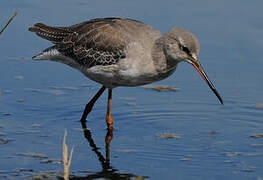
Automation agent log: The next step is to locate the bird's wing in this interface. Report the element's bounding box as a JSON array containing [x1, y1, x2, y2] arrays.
[[29, 18, 145, 68], [29, 23, 73, 44], [57, 18, 135, 67]]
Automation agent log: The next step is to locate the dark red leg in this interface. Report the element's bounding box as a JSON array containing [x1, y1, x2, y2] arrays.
[[106, 89, 113, 130], [105, 128, 113, 164]]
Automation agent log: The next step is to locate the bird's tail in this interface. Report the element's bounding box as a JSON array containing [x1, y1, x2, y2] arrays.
[[28, 23, 72, 44], [32, 45, 61, 60]]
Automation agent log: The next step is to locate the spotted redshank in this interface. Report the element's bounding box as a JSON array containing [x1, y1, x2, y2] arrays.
[[29, 17, 223, 130]]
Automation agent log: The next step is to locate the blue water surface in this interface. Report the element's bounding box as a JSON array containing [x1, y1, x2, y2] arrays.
[[0, 0, 263, 179]]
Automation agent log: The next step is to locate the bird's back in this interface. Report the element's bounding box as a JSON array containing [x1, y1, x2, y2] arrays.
[[29, 18, 161, 68], [29, 18, 166, 88]]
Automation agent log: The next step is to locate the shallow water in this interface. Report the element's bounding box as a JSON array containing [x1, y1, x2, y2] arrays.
[[1, 0, 263, 179]]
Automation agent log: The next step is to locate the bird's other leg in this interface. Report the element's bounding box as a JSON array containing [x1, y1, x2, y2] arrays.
[[80, 86, 106, 122], [106, 89, 113, 130]]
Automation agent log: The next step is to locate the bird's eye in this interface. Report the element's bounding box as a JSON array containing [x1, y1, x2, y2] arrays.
[[179, 44, 191, 55]]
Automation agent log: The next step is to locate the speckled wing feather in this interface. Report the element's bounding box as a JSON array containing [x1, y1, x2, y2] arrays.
[[29, 18, 135, 68], [28, 23, 73, 44], [59, 18, 131, 67]]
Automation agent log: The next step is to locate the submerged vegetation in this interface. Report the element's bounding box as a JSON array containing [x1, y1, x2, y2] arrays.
[[142, 85, 178, 92], [157, 133, 181, 139]]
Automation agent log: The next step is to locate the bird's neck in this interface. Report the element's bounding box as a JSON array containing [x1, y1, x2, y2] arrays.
[[152, 36, 178, 74]]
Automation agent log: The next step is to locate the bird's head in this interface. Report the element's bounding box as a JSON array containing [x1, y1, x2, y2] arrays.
[[162, 27, 223, 104]]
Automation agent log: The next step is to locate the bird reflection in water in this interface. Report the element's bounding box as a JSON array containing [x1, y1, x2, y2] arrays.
[[64, 120, 148, 180]]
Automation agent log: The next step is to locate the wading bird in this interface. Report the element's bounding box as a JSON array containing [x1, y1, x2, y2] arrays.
[[29, 17, 223, 130]]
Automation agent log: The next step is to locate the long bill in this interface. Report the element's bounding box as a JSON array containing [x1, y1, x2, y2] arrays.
[[187, 59, 223, 104]]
